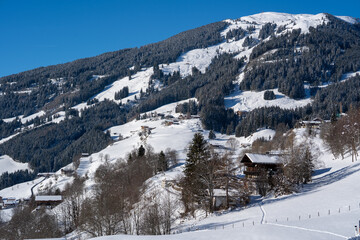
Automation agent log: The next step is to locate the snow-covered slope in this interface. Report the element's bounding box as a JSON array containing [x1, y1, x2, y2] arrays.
[[225, 87, 312, 112], [89, 128, 360, 240], [239, 12, 329, 34], [3, 95, 360, 240], [94, 67, 155, 103], [0, 155, 29, 175], [161, 12, 338, 78]]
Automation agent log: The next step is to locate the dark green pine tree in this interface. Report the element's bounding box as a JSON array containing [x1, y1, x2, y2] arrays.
[[208, 130, 216, 140], [138, 145, 145, 157], [330, 111, 337, 123], [158, 150, 167, 172], [181, 133, 209, 214], [302, 147, 314, 184]]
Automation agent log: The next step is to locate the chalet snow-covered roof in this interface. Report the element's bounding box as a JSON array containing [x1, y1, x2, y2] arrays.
[[242, 153, 281, 165], [35, 195, 62, 202], [213, 189, 240, 197]]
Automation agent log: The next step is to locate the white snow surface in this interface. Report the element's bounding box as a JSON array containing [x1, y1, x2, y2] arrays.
[[239, 12, 329, 34], [225, 88, 312, 112], [0, 132, 19, 145], [94, 67, 154, 103], [336, 16, 359, 24], [2, 110, 45, 124], [72, 68, 155, 113], [35, 195, 62, 201], [341, 70, 360, 81], [245, 153, 280, 164], [0, 177, 44, 199], [0, 155, 29, 175]]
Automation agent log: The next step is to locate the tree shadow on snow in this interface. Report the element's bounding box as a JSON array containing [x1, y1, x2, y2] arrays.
[[263, 163, 360, 205]]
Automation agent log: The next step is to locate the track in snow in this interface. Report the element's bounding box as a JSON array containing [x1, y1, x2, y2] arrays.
[[267, 222, 348, 239], [260, 201, 348, 239]]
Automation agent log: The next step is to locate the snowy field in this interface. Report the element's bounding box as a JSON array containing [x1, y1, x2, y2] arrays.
[[0, 177, 44, 199], [0, 155, 29, 175], [224, 87, 312, 112]]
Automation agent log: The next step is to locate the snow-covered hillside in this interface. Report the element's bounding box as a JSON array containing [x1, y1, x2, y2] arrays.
[[225, 87, 312, 112], [87, 127, 360, 240], [0, 155, 29, 175], [2, 95, 360, 239], [2, 12, 355, 128], [161, 12, 336, 78]]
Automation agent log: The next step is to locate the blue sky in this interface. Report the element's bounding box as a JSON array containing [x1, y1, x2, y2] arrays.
[[0, 0, 359, 77]]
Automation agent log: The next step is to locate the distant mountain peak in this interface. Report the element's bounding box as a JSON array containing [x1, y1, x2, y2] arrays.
[[225, 12, 357, 34]]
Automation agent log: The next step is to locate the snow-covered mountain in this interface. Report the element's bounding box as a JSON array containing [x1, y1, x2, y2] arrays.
[[1, 12, 360, 240]]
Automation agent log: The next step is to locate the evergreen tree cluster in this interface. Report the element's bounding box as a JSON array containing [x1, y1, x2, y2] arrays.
[[311, 75, 360, 119], [114, 86, 129, 100], [0, 170, 36, 190], [181, 133, 250, 214], [240, 17, 360, 99], [175, 100, 198, 115], [263, 90, 276, 100], [225, 27, 247, 41], [235, 106, 304, 137], [242, 36, 258, 48], [0, 118, 21, 140], [258, 23, 277, 39]]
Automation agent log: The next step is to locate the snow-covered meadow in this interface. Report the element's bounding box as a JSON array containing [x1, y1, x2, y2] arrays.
[[0, 155, 29, 175]]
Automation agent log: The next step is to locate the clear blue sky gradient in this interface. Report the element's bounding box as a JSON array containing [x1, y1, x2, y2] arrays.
[[1, 0, 359, 77]]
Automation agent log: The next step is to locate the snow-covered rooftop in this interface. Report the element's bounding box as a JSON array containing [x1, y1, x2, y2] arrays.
[[35, 195, 62, 201], [243, 153, 281, 164]]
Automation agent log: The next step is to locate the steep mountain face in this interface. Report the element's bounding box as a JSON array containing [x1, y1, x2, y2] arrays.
[[0, 12, 360, 188]]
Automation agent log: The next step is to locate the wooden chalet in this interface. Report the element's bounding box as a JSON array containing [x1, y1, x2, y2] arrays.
[[35, 195, 62, 207], [297, 118, 326, 129], [241, 153, 282, 179]]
